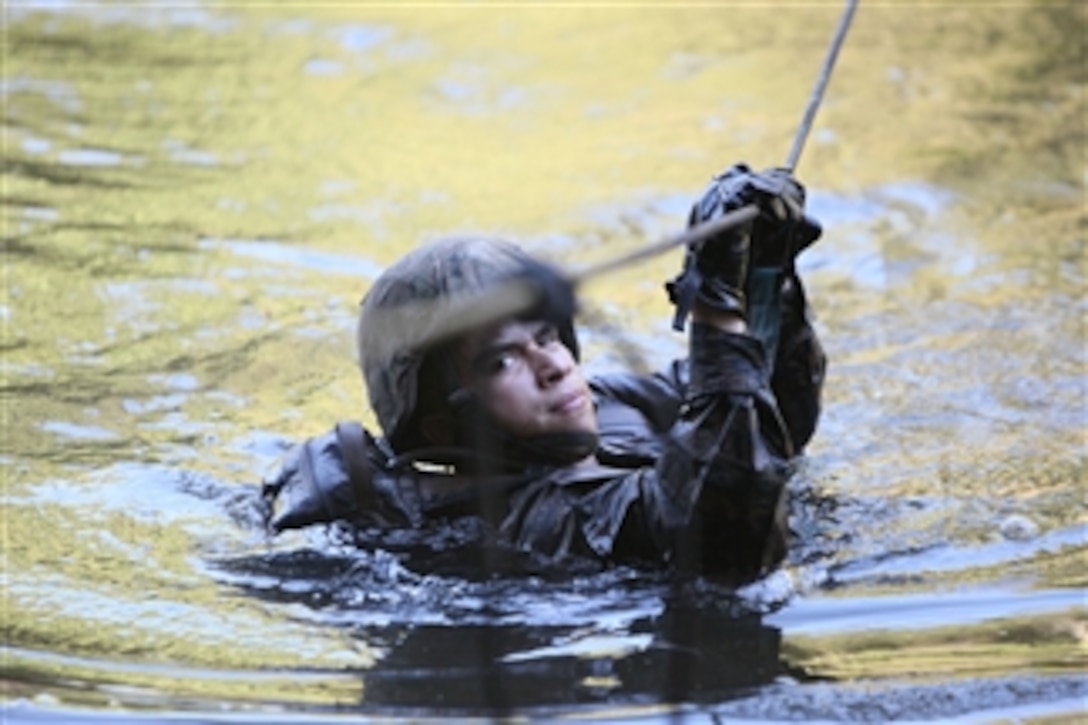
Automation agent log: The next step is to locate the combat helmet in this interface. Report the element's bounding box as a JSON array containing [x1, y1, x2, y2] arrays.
[[357, 236, 580, 455]]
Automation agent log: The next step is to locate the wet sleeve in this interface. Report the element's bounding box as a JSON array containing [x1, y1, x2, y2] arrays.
[[771, 272, 826, 452], [261, 422, 423, 532], [599, 324, 797, 583], [645, 323, 794, 582], [590, 369, 683, 433]]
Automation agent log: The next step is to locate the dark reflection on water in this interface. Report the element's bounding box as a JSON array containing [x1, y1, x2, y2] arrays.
[[351, 609, 792, 713], [158, 538, 809, 713], [199, 497, 821, 714]]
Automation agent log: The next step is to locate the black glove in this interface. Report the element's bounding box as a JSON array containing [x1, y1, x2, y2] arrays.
[[746, 167, 822, 268], [665, 210, 751, 330], [667, 163, 822, 331], [692, 163, 821, 269]]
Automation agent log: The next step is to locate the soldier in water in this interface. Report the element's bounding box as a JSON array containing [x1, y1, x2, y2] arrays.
[[262, 164, 826, 586]]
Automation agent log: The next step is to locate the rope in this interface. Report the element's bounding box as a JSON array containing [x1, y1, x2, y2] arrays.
[[784, 0, 860, 172], [471, 0, 861, 714], [573, 0, 860, 290]]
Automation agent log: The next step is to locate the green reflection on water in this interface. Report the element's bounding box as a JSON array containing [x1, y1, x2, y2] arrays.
[[783, 609, 1088, 681], [4, 647, 365, 711], [3, 0, 1085, 705]]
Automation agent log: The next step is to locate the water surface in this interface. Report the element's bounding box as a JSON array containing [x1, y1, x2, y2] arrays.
[[3, 1, 1085, 721]]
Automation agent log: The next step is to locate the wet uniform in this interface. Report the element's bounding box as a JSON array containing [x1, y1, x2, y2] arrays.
[[263, 273, 824, 585]]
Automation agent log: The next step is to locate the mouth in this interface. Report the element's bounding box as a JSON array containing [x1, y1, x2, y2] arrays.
[[551, 389, 589, 415]]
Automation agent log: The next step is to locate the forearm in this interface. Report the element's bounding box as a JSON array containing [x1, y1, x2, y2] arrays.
[[642, 322, 793, 580], [691, 300, 748, 335], [698, 268, 826, 453], [652, 324, 789, 507]]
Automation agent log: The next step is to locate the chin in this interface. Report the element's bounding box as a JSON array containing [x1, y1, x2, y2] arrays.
[[562, 418, 599, 438]]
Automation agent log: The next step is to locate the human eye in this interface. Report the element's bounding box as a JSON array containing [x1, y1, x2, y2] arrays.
[[479, 349, 519, 377]]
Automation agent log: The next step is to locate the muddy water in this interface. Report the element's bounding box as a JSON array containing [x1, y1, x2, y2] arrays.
[[3, 1, 1085, 721]]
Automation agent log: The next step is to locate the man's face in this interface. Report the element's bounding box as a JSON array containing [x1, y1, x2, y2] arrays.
[[456, 319, 597, 440]]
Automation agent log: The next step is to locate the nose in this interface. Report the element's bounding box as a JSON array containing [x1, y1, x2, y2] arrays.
[[528, 341, 572, 387]]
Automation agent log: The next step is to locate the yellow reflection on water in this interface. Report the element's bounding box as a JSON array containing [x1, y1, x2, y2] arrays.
[[783, 609, 1087, 681], [3, 0, 1084, 700]]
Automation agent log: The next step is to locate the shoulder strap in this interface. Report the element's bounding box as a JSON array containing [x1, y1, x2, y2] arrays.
[[335, 421, 382, 510]]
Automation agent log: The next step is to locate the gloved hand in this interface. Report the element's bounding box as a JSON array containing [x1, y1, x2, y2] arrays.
[[666, 213, 751, 323], [690, 163, 822, 270], [667, 163, 822, 331]]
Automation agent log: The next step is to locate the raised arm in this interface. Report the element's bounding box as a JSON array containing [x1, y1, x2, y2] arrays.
[[623, 165, 825, 582]]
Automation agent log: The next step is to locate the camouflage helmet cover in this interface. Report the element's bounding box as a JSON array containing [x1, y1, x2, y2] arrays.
[[357, 236, 578, 453]]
